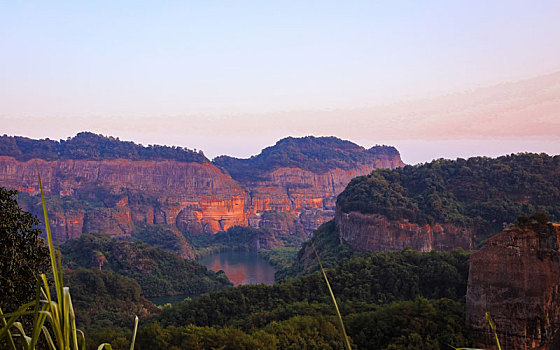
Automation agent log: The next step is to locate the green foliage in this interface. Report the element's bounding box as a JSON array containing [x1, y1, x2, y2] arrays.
[[63, 268, 154, 350], [0, 175, 138, 350], [136, 316, 349, 350], [279, 220, 356, 279], [60, 233, 231, 297], [140, 298, 471, 350], [345, 298, 471, 349], [258, 247, 299, 277], [213, 136, 400, 181], [337, 153, 560, 239], [0, 132, 208, 163], [131, 224, 192, 258], [0, 187, 49, 313], [154, 248, 470, 330], [187, 225, 282, 258]]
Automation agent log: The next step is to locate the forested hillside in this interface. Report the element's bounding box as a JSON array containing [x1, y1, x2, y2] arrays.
[[61, 233, 231, 297], [0, 132, 208, 163], [213, 136, 402, 181], [337, 153, 560, 238]]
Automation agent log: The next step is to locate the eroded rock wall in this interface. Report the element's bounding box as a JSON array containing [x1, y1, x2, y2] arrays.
[[466, 223, 560, 349], [0, 156, 248, 241], [335, 208, 475, 252]]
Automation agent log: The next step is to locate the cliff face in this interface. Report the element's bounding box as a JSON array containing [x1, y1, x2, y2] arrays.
[[0, 134, 405, 247], [466, 220, 560, 349], [0, 156, 248, 242], [247, 165, 385, 236], [216, 139, 405, 236], [336, 209, 475, 252]]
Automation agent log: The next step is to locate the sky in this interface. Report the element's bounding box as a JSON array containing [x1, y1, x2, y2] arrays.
[[1, 1, 559, 164]]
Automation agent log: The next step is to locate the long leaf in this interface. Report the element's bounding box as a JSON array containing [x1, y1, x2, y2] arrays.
[[13, 322, 31, 347], [0, 307, 17, 350], [485, 312, 502, 350], [30, 279, 49, 350], [313, 245, 352, 350], [129, 316, 139, 350], [41, 326, 57, 350]]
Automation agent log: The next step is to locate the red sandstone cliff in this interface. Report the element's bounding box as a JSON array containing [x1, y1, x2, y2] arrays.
[[0, 156, 248, 242], [0, 134, 405, 248], [335, 208, 475, 252], [466, 218, 560, 349]]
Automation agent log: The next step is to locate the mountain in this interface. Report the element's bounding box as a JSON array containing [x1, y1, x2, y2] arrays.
[[214, 136, 404, 236], [0, 133, 403, 244], [335, 153, 560, 252]]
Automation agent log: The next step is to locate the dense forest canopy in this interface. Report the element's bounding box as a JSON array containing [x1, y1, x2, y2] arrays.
[[337, 153, 560, 237], [145, 248, 471, 349], [213, 136, 400, 181], [0, 132, 208, 163]]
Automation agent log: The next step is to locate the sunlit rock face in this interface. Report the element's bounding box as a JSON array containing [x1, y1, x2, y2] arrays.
[[215, 137, 405, 237], [335, 209, 475, 252], [0, 135, 405, 242], [0, 156, 248, 241], [466, 221, 560, 350]]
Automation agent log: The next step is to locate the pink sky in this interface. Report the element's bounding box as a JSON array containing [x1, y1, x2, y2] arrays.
[[2, 71, 559, 164], [1, 1, 559, 164]]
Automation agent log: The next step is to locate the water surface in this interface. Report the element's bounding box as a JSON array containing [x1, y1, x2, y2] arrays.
[[199, 250, 276, 286]]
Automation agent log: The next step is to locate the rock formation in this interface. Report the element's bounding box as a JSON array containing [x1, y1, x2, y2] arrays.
[[466, 215, 560, 349], [0, 156, 248, 241], [335, 209, 474, 252], [0, 134, 404, 245]]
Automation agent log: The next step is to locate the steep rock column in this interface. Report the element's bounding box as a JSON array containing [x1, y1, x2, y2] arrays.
[[466, 221, 560, 349]]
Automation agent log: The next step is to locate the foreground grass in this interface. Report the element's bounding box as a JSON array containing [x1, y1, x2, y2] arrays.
[[0, 175, 137, 349]]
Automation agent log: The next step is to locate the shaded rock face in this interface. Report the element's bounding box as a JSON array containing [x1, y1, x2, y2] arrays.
[[0, 156, 248, 241], [245, 161, 403, 236], [336, 209, 475, 252], [466, 222, 560, 350]]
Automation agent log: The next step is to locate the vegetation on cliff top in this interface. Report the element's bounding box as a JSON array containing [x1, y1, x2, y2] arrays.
[[0, 132, 208, 163], [61, 233, 231, 297], [337, 153, 560, 238], [213, 136, 401, 181]]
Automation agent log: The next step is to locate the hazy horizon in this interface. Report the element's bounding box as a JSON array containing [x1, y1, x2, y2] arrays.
[[2, 1, 559, 164]]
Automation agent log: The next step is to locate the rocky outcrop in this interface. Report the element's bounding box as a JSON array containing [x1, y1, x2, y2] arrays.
[[0, 134, 405, 244], [336, 209, 475, 252], [466, 218, 560, 349], [245, 162, 403, 236], [0, 156, 248, 241]]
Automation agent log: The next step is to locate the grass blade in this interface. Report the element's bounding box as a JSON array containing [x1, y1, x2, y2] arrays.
[[41, 326, 57, 350], [485, 312, 502, 350], [129, 316, 139, 350], [312, 245, 352, 350], [0, 307, 17, 350]]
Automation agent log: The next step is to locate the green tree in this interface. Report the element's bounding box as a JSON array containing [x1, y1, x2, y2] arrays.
[[0, 187, 49, 312]]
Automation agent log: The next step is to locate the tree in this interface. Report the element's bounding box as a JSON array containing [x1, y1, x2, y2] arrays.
[[0, 187, 49, 312]]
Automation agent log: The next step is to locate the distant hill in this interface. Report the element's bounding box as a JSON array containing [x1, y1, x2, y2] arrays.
[[213, 136, 402, 181], [337, 153, 560, 241], [0, 132, 208, 163]]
